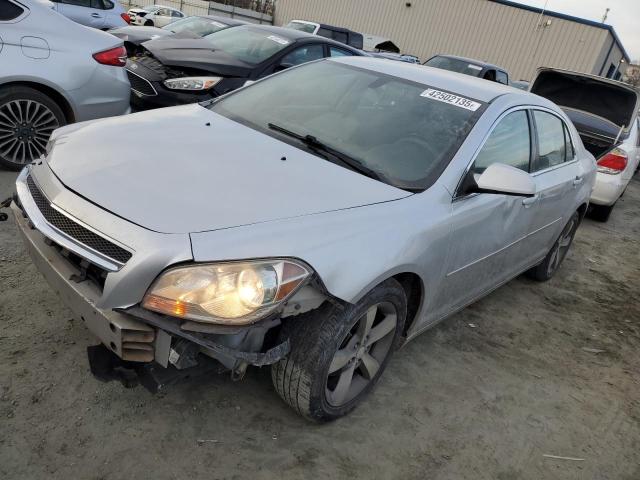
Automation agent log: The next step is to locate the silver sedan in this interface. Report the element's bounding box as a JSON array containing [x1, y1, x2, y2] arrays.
[[11, 57, 595, 421], [0, 0, 130, 170]]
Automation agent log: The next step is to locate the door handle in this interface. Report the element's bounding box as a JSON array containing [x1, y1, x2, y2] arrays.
[[91, 12, 101, 18], [572, 176, 583, 187], [522, 194, 539, 207]]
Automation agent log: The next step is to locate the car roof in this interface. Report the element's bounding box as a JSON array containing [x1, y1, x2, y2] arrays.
[[331, 57, 530, 103], [198, 15, 248, 26], [430, 54, 507, 72], [241, 24, 363, 51], [242, 24, 318, 41]]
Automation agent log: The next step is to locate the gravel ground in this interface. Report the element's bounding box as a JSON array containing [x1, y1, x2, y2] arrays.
[[1, 168, 639, 480]]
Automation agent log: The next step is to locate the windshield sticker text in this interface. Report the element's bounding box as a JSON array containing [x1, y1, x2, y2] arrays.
[[420, 89, 482, 111]]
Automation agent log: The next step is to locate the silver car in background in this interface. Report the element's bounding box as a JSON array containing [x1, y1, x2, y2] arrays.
[[0, 0, 130, 170], [12, 58, 595, 421]]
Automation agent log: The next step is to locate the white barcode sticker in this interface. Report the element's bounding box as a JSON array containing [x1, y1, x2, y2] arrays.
[[267, 35, 290, 45], [420, 88, 482, 111]]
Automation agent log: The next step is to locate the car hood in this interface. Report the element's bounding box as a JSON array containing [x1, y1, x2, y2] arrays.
[[46, 105, 410, 234], [141, 37, 253, 77], [109, 25, 174, 44], [530, 68, 639, 136]]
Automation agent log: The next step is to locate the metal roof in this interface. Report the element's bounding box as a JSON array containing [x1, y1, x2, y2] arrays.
[[488, 0, 630, 62]]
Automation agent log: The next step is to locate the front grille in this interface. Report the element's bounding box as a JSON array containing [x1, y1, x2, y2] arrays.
[[27, 175, 132, 264], [126, 69, 157, 96]]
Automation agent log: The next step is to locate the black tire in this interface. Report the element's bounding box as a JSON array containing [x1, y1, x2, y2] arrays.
[[589, 203, 614, 222], [527, 211, 580, 281], [144, 20, 154, 26], [0, 86, 66, 171], [271, 279, 407, 422]]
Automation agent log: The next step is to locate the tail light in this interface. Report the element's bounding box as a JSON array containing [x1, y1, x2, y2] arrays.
[[597, 148, 628, 174], [93, 46, 127, 67], [120, 13, 130, 24]]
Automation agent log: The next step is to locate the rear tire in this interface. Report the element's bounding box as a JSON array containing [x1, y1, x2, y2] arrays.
[[271, 279, 407, 422], [588, 203, 614, 222], [0, 86, 66, 170], [527, 211, 579, 281]]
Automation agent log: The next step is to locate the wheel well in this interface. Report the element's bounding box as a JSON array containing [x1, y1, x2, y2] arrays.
[[0, 81, 75, 123], [392, 272, 423, 336]]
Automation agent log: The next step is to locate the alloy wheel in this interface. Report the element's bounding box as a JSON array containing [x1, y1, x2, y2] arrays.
[[0, 99, 60, 166], [325, 301, 397, 407], [546, 215, 577, 277]]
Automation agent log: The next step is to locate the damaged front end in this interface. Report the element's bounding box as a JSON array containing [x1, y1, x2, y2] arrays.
[[11, 166, 328, 392]]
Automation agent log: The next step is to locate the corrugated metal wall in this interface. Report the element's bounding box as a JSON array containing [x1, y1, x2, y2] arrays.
[[274, 0, 612, 81]]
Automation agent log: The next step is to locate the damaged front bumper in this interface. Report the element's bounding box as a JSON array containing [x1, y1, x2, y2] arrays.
[[11, 194, 289, 377]]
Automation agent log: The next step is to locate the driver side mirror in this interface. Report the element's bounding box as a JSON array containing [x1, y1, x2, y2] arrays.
[[473, 163, 536, 197]]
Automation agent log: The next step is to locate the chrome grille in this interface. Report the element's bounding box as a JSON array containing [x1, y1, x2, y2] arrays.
[[126, 69, 157, 96], [26, 175, 132, 264]]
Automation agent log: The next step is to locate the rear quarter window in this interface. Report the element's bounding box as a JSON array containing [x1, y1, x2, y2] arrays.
[[0, 0, 24, 20]]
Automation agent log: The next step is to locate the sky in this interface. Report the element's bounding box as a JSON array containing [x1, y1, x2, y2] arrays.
[[517, 0, 640, 62]]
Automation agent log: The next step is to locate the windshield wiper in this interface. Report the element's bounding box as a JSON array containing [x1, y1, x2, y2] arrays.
[[267, 123, 385, 183]]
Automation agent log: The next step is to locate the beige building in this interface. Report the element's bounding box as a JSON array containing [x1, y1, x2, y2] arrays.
[[273, 0, 630, 82]]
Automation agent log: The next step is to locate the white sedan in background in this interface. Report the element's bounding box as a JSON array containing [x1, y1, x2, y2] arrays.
[[530, 69, 639, 222], [128, 5, 184, 27]]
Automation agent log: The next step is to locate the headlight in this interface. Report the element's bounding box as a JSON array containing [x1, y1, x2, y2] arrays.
[[142, 259, 311, 324], [163, 77, 222, 91]]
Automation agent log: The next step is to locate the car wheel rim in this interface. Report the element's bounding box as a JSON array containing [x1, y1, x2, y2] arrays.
[[325, 301, 397, 407], [0, 99, 59, 165], [547, 216, 576, 276]]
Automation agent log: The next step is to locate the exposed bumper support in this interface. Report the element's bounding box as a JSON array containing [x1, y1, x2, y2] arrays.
[[124, 307, 290, 367]]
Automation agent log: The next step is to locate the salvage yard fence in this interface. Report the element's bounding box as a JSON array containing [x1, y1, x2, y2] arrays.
[[118, 0, 274, 25]]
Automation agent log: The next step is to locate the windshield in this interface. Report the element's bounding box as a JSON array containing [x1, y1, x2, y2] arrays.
[[286, 21, 317, 34], [424, 56, 484, 77], [162, 16, 230, 36], [210, 61, 484, 190], [204, 27, 291, 65]]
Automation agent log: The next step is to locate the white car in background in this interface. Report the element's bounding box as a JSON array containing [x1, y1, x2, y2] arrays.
[[128, 5, 184, 27], [50, 0, 130, 29], [531, 68, 640, 222], [0, 0, 130, 170]]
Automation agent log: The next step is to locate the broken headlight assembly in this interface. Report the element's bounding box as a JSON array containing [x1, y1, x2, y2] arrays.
[[163, 76, 221, 91], [142, 259, 311, 325]]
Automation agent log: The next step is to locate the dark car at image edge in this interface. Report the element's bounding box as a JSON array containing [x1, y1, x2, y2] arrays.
[[125, 24, 364, 110]]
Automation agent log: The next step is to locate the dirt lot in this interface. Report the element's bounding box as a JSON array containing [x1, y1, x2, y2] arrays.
[[0, 168, 638, 480]]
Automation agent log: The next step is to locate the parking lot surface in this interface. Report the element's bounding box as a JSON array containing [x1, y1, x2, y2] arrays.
[[1, 168, 638, 480]]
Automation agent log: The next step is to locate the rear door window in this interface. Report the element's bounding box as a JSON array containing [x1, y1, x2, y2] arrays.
[[63, 0, 91, 6], [471, 110, 531, 175], [533, 111, 567, 171], [329, 46, 355, 57], [280, 44, 324, 67]]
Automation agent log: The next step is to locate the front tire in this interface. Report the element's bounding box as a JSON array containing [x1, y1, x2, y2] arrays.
[[0, 87, 65, 170], [271, 279, 407, 422], [527, 211, 579, 281], [144, 19, 154, 26]]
